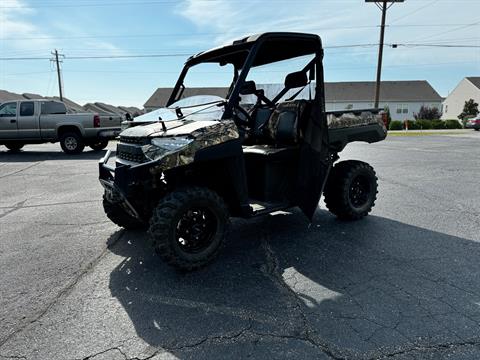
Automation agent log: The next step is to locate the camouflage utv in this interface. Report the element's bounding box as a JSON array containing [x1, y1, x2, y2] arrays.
[[99, 32, 387, 270]]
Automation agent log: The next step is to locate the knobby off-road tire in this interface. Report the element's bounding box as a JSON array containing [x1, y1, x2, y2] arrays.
[[5, 142, 24, 152], [324, 160, 378, 220], [103, 194, 145, 230], [89, 140, 109, 151], [149, 187, 229, 271], [60, 132, 85, 154]]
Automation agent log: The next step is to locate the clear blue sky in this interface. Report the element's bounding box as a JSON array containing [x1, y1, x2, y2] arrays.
[[1, 0, 479, 108]]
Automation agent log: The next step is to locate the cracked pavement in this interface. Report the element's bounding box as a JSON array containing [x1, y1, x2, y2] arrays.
[[0, 134, 480, 359]]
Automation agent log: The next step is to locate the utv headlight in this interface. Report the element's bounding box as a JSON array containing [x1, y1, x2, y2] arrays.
[[150, 137, 193, 151]]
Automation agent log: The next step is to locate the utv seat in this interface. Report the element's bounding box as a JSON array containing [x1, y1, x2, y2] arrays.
[[265, 100, 309, 145]]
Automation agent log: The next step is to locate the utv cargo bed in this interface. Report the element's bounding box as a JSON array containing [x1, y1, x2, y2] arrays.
[[327, 109, 387, 151]]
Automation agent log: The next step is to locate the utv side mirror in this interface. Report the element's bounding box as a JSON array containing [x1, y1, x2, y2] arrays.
[[239, 80, 257, 95], [285, 71, 308, 89]]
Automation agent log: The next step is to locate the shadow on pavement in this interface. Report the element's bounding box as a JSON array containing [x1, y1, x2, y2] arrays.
[[108, 209, 480, 359], [0, 148, 112, 162]]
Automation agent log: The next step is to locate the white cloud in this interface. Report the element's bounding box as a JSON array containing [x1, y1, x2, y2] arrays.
[[0, 0, 128, 57], [0, 0, 54, 50]]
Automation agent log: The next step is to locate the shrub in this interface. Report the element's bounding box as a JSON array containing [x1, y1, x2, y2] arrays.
[[414, 106, 442, 120], [445, 119, 463, 129], [404, 120, 417, 130], [415, 119, 433, 129], [431, 119, 446, 129], [389, 120, 403, 130]]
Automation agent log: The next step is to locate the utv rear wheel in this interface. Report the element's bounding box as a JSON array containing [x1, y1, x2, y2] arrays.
[[324, 160, 377, 220], [103, 195, 145, 230], [149, 187, 228, 271], [60, 132, 85, 154], [89, 140, 109, 151]]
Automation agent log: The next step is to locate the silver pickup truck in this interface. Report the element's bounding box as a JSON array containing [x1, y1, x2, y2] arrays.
[[0, 99, 121, 154]]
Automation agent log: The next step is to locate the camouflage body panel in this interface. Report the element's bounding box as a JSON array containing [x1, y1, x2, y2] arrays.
[[144, 120, 239, 174], [327, 111, 384, 129]]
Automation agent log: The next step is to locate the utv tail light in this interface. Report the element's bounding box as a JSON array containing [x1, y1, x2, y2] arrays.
[[94, 115, 101, 128]]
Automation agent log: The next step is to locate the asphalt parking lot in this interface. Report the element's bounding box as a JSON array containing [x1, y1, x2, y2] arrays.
[[0, 132, 479, 360]]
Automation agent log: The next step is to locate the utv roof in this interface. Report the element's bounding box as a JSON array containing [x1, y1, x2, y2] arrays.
[[187, 32, 322, 68]]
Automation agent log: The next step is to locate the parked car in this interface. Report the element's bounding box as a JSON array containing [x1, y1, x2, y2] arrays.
[[465, 115, 480, 131], [0, 99, 121, 153]]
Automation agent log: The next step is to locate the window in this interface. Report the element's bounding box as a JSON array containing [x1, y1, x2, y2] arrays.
[[345, 104, 353, 110], [0, 102, 17, 117], [20, 102, 34, 116], [41, 101, 66, 115], [396, 104, 409, 114]]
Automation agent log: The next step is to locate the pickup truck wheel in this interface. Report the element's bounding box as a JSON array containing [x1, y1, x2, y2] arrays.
[[5, 143, 24, 152], [89, 140, 109, 151], [324, 160, 377, 220], [148, 187, 228, 271], [60, 132, 85, 154], [103, 195, 145, 230]]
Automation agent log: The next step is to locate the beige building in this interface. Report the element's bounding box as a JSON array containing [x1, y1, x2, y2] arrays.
[[442, 77, 480, 120]]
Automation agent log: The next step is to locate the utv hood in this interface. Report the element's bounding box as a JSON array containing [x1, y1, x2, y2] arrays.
[[120, 120, 221, 138], [118, 120, 240, 174]]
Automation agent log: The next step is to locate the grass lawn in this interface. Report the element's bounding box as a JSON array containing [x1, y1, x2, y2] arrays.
[[388, 131, 468, 137]]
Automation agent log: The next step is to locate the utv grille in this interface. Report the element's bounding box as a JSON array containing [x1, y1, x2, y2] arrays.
[[119, 136, 150, 145], [116, 143, 148, 163]]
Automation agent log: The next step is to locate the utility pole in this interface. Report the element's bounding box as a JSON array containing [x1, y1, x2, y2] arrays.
[[51, 49, 64, 101], [366, 0, 404, 108]]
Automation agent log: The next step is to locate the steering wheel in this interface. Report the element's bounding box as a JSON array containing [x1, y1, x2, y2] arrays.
[[233, 103, 254, 128]]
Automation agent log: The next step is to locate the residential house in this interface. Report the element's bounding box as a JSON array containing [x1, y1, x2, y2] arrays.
[[441, 77, 480, 120]]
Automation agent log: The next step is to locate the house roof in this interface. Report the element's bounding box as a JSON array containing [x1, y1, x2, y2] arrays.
[[22, 93, 45, 99], [144, 87, 228, 108], [83, 103, 116, 115], [94, 102, 126, 115], [466, 77, 480, 89], [118, 106, 143, 115], [144, 80, 441, 109], [0, 90, 25, 103], [324, 81, 442, 103]]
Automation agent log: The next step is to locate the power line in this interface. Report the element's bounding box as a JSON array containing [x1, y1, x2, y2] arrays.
[[1, 42, 478, 62], [389, 0, 440, 24]]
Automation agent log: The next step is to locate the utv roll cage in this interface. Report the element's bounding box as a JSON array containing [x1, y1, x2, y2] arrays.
[[166, 32, 326, 119]]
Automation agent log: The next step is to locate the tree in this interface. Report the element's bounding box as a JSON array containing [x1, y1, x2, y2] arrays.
[[414, 106, 442, 120], [458, 99, 479, 125], [383, 106, 392, 129]]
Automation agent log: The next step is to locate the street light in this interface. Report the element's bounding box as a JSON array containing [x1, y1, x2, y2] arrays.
[[366, 0, 404, 108]]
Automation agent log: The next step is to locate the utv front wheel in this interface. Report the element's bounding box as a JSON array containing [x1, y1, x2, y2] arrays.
[[149, 187, 228, 271], [324, 160, 378, 220], [103, 195, 145, 230]]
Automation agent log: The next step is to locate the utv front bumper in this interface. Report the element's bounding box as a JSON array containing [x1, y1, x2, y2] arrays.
[[98, 150, 149, 220]]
